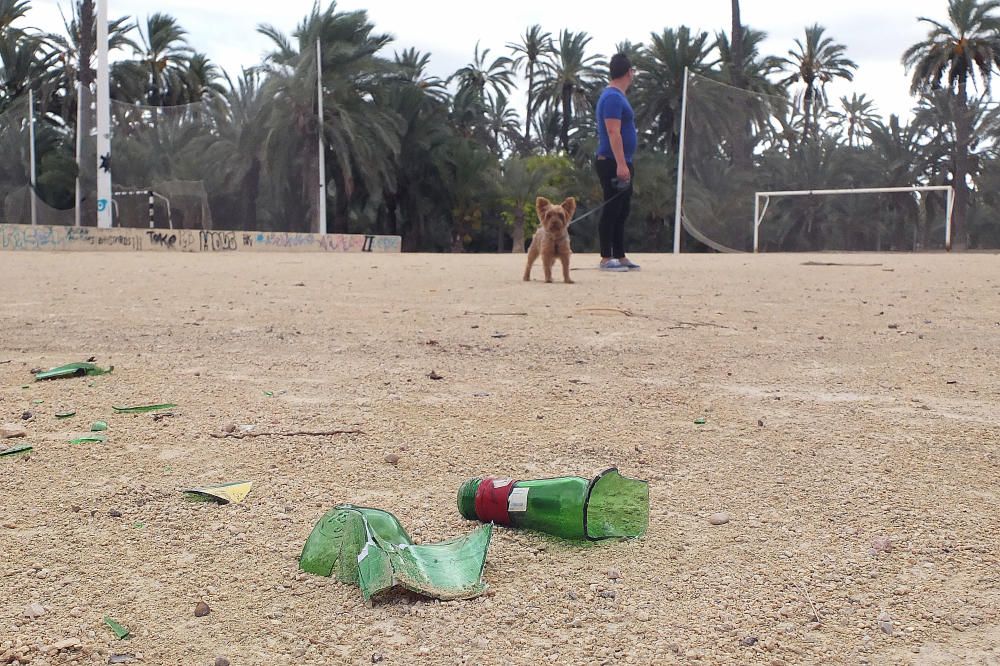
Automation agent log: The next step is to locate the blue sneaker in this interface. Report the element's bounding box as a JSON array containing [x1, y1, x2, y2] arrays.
[[619, 258, 641, 271], [599, 259, 629, 272]]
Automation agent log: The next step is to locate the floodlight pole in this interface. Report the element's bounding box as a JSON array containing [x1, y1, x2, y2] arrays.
[[316, 39, 327, 234], [28, 89, 37, 226], [96, 0, 112, 228], [74, 86, 82, 227], [672, 67, 690, 255]]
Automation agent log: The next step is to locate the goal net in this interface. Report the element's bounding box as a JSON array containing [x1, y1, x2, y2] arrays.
[[679, 72, 953, 252], [0, 98, 76, 227]]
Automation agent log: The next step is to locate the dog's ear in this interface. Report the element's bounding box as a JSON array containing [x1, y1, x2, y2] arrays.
[[536, 197, 551, 220], [561, 197, 577, 219]]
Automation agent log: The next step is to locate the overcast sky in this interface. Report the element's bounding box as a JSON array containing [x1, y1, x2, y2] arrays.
[[29, 0, 963, 119]]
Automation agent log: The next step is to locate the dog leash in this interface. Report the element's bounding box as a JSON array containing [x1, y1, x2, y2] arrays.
[[568, 185, 631, 227]]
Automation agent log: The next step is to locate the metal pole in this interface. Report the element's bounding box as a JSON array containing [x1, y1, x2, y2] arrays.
[[96, 0, 112, 228], [672, 67, 690, 255], [753, 194, 759, 254], [28, 89, 37, 226], [316, 39, 327, 234], [75, 84, 82, 227], [148, 190, 155, 229], [945, 186, 954, 252]]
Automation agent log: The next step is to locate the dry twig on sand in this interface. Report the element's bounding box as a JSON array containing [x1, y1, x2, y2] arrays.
[[210, 429, 364, 440], [575, 307, 635, 317]]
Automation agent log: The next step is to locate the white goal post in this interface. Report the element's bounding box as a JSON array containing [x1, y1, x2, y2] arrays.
[[753, 186, 955, 253]]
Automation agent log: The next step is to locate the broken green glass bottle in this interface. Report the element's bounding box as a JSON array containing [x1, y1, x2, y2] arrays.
[[457, 468, 648, 541]]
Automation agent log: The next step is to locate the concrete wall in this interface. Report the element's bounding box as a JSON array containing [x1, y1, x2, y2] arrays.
[[0, 225, 402, 253]]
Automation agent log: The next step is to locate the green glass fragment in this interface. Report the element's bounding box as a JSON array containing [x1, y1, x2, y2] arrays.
[[1, 444, 32, 457], [300, 505, 492, 602], [585, 469, 651, 540], [694, 417, 707, 425], [70, 435, 107, 444], [91, 421, 109, 432], [103, 616, 130, 640], [36, 363, 113, 381], [112, 404, 177, 414], [56, 411, 76, 419]]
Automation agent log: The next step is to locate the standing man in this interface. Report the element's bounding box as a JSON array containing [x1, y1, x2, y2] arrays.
[[595, 53, 640, 271]]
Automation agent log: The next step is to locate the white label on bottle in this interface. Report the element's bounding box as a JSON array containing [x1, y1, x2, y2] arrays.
[[508, 487, 529, 512], [492, 479, 513, 489]]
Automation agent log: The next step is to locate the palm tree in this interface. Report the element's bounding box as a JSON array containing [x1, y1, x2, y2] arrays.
[[182, 52, 224, 103], [0, 0, 29, 34], [258, 1, 401, 234], [378, 49, 454, 248], [484, 91, 522, 154], [197, 69, 267, 229], [716, 27, 785, 97], [632, 27, 716, 152], [507, 25, 552, 149], [535, 30, 603, 153], [716, 26, 785, 168], [903, 0, 1000, 249], [450, 42, 514, 104], [134, 13, 192, 106], [830, 94, 880, 147], [781, 24, 857, 143], [443, 137, 499, 251]]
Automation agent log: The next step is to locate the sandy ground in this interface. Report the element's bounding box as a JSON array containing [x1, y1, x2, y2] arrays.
[[1, 251, 999, 666]]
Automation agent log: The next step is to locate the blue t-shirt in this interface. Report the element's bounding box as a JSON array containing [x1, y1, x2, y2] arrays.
[[596, 87, 637, 164]]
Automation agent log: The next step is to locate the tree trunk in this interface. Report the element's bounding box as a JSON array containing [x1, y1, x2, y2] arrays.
[[802, 82, 814, 145], [560, 83, 572, 153], [727, 2, 752, 170], [952, 82, 970, 250], [512, 208, 525, 253], [384, 190, 398, 236], [524, 63, 534, 150], [730, 0, 745, 89]]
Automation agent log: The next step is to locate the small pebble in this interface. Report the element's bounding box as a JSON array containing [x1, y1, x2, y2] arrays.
[[1, 424, 27, 439], [109, 509, 122, 518], [872, 536, 893, 554], [878, 610, 893, 635], [741, 636, 759, 647], [599, 590, 616, 599], [607, 568, 621, 581], [384, 453, 400, 465], [223, 424, 236, 434], [195, 601, 211, 617], [709, 512, 731, 526], [215, 657, 230, 666], [23, 603, 46, 618], [21, 411, 32, 420]]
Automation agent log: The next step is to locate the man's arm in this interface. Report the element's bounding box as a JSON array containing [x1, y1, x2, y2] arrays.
[[604, 118, 631, 183]]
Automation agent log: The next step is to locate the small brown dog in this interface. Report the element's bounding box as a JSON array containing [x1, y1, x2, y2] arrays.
[[523, 196, 576, 284]]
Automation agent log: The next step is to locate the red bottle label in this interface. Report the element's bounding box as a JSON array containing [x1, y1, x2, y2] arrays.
[[474, 478, 516, 526]]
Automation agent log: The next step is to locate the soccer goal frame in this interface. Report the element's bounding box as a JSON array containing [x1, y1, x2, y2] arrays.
[[112, 189, 173, 229], [753, 186, 955, 253]]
